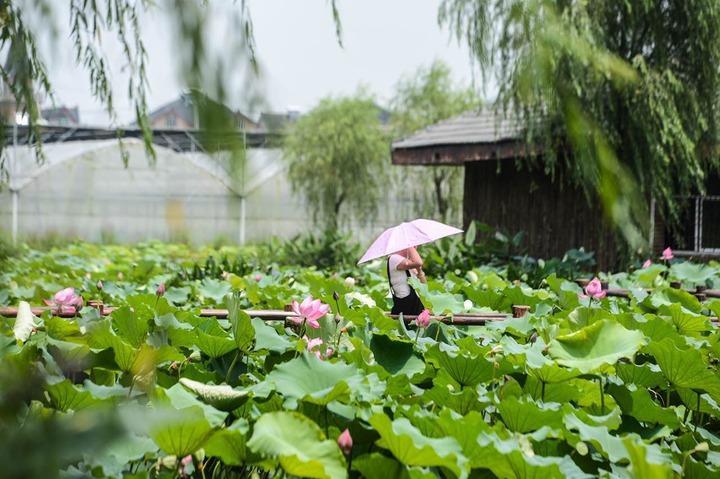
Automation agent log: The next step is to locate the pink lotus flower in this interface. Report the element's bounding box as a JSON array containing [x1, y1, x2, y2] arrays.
[[661, 247, 674, 261], [337, 428, 353, 455], [254, 274, 263, 282], [642, 259, 652, 269], [303, 335, 332, 359], [290, 296, 329, 329], [584, 278, 606, 299], [156, 283, 166, 296], [180, 455, 193, 466], [415, 309, 431, 328], [45, 288, 83, 313]]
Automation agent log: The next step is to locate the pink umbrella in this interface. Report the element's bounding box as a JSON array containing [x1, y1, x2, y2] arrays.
[[358, 219, 463, 264]]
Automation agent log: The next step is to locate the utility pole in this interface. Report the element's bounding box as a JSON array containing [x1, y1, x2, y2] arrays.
[[239, 128, 247, 245], [10, 119, 18, 245]]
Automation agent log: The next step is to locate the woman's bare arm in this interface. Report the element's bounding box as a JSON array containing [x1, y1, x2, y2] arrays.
[[396, 248, 424, 270]]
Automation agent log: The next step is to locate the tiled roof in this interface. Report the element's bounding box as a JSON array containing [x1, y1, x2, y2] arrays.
[[392, 108, 524, 149]]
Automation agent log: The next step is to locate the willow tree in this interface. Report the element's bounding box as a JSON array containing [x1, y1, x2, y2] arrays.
[[439, 0, 720, 249], [391, 61, 480, 222], [284, 94, 389, 231], [0, 0, 341, 170]]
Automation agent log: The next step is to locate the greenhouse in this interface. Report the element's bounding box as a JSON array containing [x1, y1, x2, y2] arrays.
[[1, 138, 417, 244]]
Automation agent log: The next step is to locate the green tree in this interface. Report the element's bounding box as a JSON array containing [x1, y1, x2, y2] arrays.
[[439, 0, 720, 249], [391, 61, 480, 222], [284, 94, 389, 231]]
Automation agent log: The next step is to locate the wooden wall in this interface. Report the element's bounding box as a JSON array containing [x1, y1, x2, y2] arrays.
[[463, 160, 622, 271]]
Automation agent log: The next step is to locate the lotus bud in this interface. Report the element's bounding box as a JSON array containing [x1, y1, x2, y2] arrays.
[[415, 309, 431, 328], [96, 280, 104, 291], [333, 291, 340, 302], [343, 277, 355, 288], [254, 274, 262, 282], [156, 283, 166, 297], [337, 429, 353, 456]]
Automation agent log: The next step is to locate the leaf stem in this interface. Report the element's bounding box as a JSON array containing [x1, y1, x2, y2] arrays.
[[225, 351, 240, 384]]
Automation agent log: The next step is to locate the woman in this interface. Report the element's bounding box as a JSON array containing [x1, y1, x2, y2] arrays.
[[387, 246, 426, 315]]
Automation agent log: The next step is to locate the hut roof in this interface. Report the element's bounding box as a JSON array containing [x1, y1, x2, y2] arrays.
[[391, 108, 534, 165]]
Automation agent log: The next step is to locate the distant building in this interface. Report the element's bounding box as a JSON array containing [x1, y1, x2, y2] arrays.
[[256, 110, 299, 132], [41, 106, 80, 126], [147, 93, 258, 130]]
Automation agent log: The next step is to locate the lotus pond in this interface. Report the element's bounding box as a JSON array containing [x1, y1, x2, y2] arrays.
[[3, 242, 720, 478]]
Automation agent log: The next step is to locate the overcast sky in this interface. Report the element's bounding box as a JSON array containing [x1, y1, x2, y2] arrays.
[[41, 0, 483, 126]]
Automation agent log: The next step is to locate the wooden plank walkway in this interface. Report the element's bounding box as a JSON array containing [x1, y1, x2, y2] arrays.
[[0, 305, 513, 325], [2, 296, 718, 326]]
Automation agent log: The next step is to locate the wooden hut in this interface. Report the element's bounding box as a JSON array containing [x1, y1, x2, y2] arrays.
[[392, 109, 720, 270], [391, 109, 624, 270]]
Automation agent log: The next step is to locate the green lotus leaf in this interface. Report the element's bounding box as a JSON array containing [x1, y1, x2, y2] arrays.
[[369, 413, 467, 476], [475, 430, 592, 478], [204, 419, 249, 465], [111, 306, 149, 347], [616, 362, 665, 388], [658, 303, 711, 336], [676, 388, 720, 418], [199, 278, 232, 304], [46, 379, 104, 412], [423, 383, 487, 415], [110, 335, 137, 372], [424, 344, 496, 387], [265, 352, 362, 406], [148, 405, 216, 457], [352, 453, 435, 479], [607, 384, 681, 429], [684, 457, 720, 479], [498, 396, 565, 433], [252, 317, 293, 353], [671, 262, 718, 285], [648, 338, 720, 401], [411, 280, 465, 314], [45, 315, 82, 340], [161, 383, 227, 427], [179, 377, 249, 411], [547, 320, 647, 373], [566, 306, 615, 330], [528, 363, 583, 384], [84, 434, 158, 478], [370, 334, 425, 378], [563, 413, 630, 463], [195, 330, 236, 358], [247, 411, 347, 479], [226, 293, 254, 352], [433, 409, 494, 467], [486, 313, 535, 335], [164, 286, 191, 304], [623, 436, 675, 478]]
